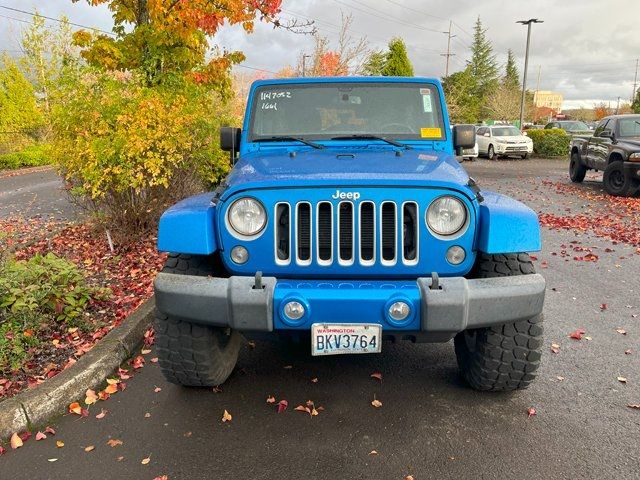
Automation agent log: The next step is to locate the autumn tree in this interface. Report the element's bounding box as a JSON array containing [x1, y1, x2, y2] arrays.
[[485, 85, 521, 122], [594, 102, 612, 120]]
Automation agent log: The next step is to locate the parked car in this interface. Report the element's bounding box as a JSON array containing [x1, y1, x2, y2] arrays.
[[569, 114, 640, 196], [476, 125, 533, 159], [153, 76, 545, 392], [545, 120, 592, 135]]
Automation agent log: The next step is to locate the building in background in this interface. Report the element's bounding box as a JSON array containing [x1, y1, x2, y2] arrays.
[[533, 91, 563, 112]]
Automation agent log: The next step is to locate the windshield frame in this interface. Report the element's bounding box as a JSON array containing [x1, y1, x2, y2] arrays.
[[247, 81, 446, 143]]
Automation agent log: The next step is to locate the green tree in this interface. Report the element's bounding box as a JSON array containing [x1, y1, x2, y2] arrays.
[[0, 55, 44, 139], [442, 66, 480, 123], [468, 17, 498, 118], [362, 50, 385, 76], [503, 49, 520, 90], [632, 89, 640, 114], [381, 38, 414, 77]]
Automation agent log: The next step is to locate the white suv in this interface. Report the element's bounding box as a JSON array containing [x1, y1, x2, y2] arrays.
[[476, 125, 533, 160]]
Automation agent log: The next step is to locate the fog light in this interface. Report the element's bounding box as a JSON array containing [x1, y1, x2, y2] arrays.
[[388, 301, 410, 321], [230, 246, 249, 264], [284, 301, 305, 320], [446, 245, 466, 265]]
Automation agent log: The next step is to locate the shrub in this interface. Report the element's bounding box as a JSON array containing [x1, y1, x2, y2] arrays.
[[526, 129, 571, 157], [0, 253, 108, 370], [51, 70, 236, 242], [0, 143, 51, 170]]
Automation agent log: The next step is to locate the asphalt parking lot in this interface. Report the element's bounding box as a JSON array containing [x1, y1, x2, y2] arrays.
[[2, 159, 639, 480]]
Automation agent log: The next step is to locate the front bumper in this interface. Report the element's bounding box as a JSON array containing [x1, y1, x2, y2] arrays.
[[154, 273, 546, 342], [495, 144, 533, 155]]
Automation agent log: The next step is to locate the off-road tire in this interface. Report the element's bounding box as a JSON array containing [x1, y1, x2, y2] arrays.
[[603, 161, 638, 197], [487, 145, 496, 160], [455, 253, 543, 391], [569, 151, 587, 183], [155, 254, 241, 387]]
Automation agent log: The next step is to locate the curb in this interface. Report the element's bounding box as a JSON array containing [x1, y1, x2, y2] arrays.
[[0, 165, 54, 180], [0, 298, 155, 440]]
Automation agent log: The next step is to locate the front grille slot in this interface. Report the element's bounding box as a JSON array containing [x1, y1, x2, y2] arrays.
[[297, 203, 311, 263], [381, 202, 396, 263], [359, 202, 375, 263], [317, 202, 332, 263], [403, 202, 418, 263], [275, 203, 290, 263], [339, 202, 354, 262]]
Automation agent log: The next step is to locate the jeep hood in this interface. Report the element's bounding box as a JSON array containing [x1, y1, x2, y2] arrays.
[[221, 149, 473, 200]]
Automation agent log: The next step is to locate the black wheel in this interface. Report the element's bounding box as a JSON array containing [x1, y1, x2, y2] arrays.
[[487, 145, 496, 160], [520, 153, 528, 160], [155, 254, 241, 387], [603, 161, 638, 196], [569, 151, 587, 183], [454, 253, 543, 391]]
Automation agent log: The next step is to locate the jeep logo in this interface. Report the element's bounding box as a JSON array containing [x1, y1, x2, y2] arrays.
[[331, 190, 361, 201]]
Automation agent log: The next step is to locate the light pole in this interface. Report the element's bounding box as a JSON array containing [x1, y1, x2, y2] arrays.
[[517, 19, 543, 129], [302, 54, 311, 77]]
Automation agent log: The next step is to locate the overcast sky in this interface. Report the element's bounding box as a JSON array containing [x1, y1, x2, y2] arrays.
[[1, 0, 638, 109]]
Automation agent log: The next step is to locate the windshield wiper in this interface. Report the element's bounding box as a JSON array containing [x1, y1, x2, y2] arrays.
[[330, 135, 412, 149], [253, 136, 324, 149]]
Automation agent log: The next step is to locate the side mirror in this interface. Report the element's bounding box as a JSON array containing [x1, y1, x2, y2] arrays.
[[220, 127, 241, 155], [600, 129, 614, 139], [452, 124, 476, 154]]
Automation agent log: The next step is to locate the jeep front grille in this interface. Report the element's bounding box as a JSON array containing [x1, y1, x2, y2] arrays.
[[274, 201, 419, 267]]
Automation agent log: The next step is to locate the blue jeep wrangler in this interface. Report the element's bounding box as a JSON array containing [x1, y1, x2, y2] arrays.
[[153, 77, 545, 391]]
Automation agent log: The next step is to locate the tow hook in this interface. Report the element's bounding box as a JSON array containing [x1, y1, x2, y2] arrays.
[[429, 272, 440, 290], [253, 271, 264, 290]]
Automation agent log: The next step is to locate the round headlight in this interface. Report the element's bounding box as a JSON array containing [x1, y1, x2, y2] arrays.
[[228, 197, 266, 236], [426, 196, 467, 236]]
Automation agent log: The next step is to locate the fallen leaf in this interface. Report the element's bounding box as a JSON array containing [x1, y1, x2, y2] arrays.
[[247, 340, 256, 349], [10, 433, 23, 449], [107, 439, 123, 447], [294, 405, 311, 414], [584, 336, 592, 341], [45, 426, 56, 435], [154, 386, 162, 393], [625, 349, 633, 355], [311, 377, 318, 383], [556, 376, 565, 381], [144, 412, 151, 418], [527, 407, 537, 418], [0, 446, 5, 456], [47, 458, 57, 462], [95, 409, 107, 419], [106, 378, 120, 385], [277, 399, 288, 413], [550, 343, 560, 354], [141, 456, 151, 465], [405, 476, 415, 480], [132, 355, 145, 369], [141, 348, 152, 355], [600, 303, 608, 311], [618, 376, 628, 384], [616, 328, 627, 335], [153, 476, 169, 480], [222, 410, 232, 423], [150, 357, 159, 363], [212, 386, 222, 393], [117, 456, 124, 461], [56, 440, 65, 448], [85, 389, 98, 405], [371, 396, 382, 408], [35, 431, 47, 441], [18, 431, 31, 442], [569, 328, 586, 340], [283, 365, 293, 369], [627, 404, 640, 410], [266, 396, 276, 404], [104, 383, 118, 395], [370, 371, 383, 382], [68, 402, 82, 415], [183, 432, 192, 437], [84, 445, 95, 452], [369, 450, 378, 456]]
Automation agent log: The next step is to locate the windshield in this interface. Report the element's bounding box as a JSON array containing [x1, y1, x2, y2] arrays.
[[618, 117, 640, 137], [561, 121, 590, 131], [249, 82, 445, 141], [492, 127, 521, 136]]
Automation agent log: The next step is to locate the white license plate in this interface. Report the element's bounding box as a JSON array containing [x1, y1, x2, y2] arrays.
[[311, 324, 382, 356]]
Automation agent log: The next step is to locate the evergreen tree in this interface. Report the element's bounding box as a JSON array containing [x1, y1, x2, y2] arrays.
[[442, 66, 480, 124], [362, 50, 386, 76], [632, 89, 640, 114], [503, 49, 520, 90], [381, 38, 414, 77], [467, 17, 498, 117]]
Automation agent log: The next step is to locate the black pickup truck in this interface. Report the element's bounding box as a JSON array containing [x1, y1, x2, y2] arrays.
[[569, 114, 640, 196]]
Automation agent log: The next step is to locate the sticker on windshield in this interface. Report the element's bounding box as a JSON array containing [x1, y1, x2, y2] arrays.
[[420, 127, 441, 138], [420, 89, 433, 113], [259, 90, 292, 111]]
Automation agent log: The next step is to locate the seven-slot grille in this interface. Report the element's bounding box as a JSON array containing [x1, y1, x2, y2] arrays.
[[274, 201, 419, 266]]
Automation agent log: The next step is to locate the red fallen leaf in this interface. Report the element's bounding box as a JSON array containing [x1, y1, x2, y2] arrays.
[[45, 426, 56, 435], [35, 431, 47, 441], [95, 409, 107, 419], [583, 253, 598, 262], [131, 355, 145, 369], [277, 399, 288, 413], [530, 254, 538, 261], [117, 368, 130, 380], [80, 408, 89, 417], [0, 445, 6, 455], [143, 327, 155, 347], [19, 431, 32, 442], [370, 371, 383, 382], [98, 390, 110, 401], [150, 357, 159, 363], [154, 386, 162, 393], [569, 328, 586, 340], [540, 260, 549, 268], [153, 476, 169, 480], [600, 303, 608, 311], [118, 382, 127, 391], [527, 407, 537, 418]]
